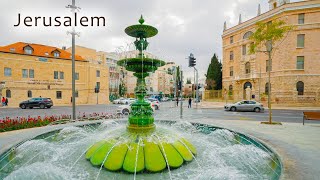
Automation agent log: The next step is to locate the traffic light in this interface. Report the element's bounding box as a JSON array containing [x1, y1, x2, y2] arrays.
[[188, 53, 196, 67], [94, 87, 100, 93]]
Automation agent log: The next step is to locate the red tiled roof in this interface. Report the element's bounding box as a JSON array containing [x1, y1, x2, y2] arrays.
[[0, 42, 85, 61]]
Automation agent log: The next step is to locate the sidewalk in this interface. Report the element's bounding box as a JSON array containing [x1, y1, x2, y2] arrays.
[[199, 101, 320, 110]]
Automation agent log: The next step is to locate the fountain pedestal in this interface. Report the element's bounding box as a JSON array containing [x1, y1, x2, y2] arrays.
[[86, 15, 196, 173]]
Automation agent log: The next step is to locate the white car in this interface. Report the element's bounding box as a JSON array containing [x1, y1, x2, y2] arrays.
[[147, 98, 160, 110], [122, 98, 137, 105], [117, 100, 155, 115], [113, 97, 125, 104]]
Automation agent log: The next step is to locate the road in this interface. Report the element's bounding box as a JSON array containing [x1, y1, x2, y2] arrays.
[[0, 101, 318, 124]]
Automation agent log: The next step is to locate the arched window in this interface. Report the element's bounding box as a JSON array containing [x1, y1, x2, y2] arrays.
[[265, 83, 271, 95], [229, 85, 233, 95], [243, 31, 253, 39], [245, 62, 251, 74], [297, 81, 304, 95], [229, 85, 233, 91], [6, 89, 11, 98], [27, 90, 32, 98]]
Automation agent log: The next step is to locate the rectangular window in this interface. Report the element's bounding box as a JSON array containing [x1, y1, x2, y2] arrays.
[[75, 72, 79, 80], [96, 70, 100, 77], [298, 14, 305, 24], [24, 49, 32, 54], [53, 52, 60, 57], [266, 60, 272, 72], [230, 51, 234, 60], [297, 34, 305, 48], [56, 91, 62, 99], [22, 69, 28, 78], [4, 67, 12, 77], [29, 69, 34, 78], [96, 82, 100, 88], [242, 45, 247, 55], [59, 72, 64, 79], [230, 36, 234, 44], [54, 71, 59, 79], [297, 56, 304, 69], [230, 66, 233, 76]]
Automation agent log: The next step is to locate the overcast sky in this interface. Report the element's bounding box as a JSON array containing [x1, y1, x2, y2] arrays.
[[0, 0, 300, 82]]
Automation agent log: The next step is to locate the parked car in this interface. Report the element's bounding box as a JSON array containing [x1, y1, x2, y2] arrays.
[[162, 97, 169, 102], [117, 100, 155, 115], [147, 98, 160, 110], [122, 98, 137, 105], [113, 97, 125, 104], [19, 98, 53, 109], [224, 100, 264, 112]]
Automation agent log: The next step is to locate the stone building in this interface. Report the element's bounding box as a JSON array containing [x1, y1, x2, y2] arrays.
[[222, 0, 320, 105], [0, 42, 109, 107]]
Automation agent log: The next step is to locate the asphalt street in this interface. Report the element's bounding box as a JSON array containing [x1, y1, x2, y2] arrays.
[[0, 101, 318, 124]]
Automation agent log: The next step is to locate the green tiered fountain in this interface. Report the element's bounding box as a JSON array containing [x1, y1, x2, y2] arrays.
[[85, 16, 196, 173]]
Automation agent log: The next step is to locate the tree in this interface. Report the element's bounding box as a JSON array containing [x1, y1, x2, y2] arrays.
[[249, 19, 293, 125], [119, 82, 127, 97], [205, 54, 222, 90], [186, 78, 191, 84]]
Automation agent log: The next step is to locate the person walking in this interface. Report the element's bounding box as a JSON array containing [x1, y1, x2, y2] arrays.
[[1, 97, 5, 106], [5, 98, 8, 106], [188, 97, 192, 108]]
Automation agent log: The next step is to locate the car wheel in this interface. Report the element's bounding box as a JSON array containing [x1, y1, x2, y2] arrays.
[[230, 107, 237, 112], [40, 104, 45, 109], [20, 104, 26, 109], [122, 109, 130, 115], [155, 105, 159, 110], [254, 107, 261, 112]]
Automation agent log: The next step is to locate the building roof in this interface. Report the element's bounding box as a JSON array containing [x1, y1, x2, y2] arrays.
[[0, 42, 85, 61]]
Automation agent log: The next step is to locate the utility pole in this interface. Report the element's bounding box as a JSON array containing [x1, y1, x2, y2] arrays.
[[193, 67, 199, 109], [66, 0, 80, 120], [180, 70, 183, 119]]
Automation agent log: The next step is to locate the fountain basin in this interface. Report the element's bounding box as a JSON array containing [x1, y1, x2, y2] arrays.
[[0, 120, 282, 179]]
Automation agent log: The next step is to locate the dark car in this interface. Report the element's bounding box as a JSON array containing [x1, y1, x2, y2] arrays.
[[19, 98, 53, 109]]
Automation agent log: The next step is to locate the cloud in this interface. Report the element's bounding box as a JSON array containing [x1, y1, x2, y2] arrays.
[[0, 0, 282, 82]]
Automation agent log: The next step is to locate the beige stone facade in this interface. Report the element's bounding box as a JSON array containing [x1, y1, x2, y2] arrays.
[[222, 0, 320, 105], [0, 42, 109, 107], [66, 45, 110, 104]]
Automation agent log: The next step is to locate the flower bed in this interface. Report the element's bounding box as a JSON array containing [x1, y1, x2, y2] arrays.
[[0, 112, 124, 132]]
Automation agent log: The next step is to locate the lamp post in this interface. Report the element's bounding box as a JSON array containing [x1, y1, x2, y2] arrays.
[[66, 0, 80, 120]]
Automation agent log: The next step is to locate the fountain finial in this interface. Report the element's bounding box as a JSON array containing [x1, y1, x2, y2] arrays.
[[139, 15, 145, 24]]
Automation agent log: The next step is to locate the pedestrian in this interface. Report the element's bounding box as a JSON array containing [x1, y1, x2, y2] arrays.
[[188, 97, 192, 108], [1, 97, 5, 106], [176, 97, 179, 107], [5, 98, 8, 106]]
